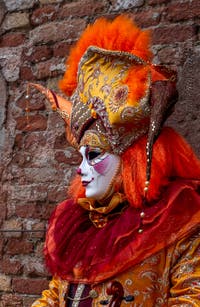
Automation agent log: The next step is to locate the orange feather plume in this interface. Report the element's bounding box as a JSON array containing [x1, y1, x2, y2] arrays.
[[59, 15, 153, 96]]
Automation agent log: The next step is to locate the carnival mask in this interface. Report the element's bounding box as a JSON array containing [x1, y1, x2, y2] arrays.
[[78, 146, 121, 201]]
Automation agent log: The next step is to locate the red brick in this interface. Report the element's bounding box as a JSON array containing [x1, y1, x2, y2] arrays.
[[15, 201, 55, 220], [30, 5, 57, 26], [148, 0, 168, 4], [15, 203, 39, 219], [6, 238, 34, 255], [24, 133, 47, 149], [166, 1, 200, 22], [0, 33, 26, 47], [35, 58, 65, 79], [58, 0, 108, 18], [132, 8, 162, 28], [0, 1, 6, 25], [30, 19, 86, 45], [157, 46, 180, 65], [48, 186, 67, 203], [20, 66, 35, 80], [17, 96, 46, 111], [12, 278, 49, 294], [12, 152, 31, 167], [22, 45, 52, 63], [152, 25, 196, 45], [48, 111, 65, 129], [54, 132, 68, 149], [0, 258, 23, 275], [0, 202, 6, 225], [0, 294, 22, 307], [14, 134, 24, 149], [15, 115, 47, 131], [55, 149, 81, 165], [0, 238, 4, 259], [53, 41, 71, 57]]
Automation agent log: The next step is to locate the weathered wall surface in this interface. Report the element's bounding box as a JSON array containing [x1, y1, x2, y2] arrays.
[[0, 0, 199, 305]]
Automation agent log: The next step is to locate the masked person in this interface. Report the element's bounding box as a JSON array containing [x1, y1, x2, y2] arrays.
[[31, 15, 200, 307]]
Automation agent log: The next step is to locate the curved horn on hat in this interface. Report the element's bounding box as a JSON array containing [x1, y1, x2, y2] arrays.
[[28, 82, 72, 126], [27, 83, 78, 148]]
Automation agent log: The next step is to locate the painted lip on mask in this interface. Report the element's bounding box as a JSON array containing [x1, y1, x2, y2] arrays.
[[81, 179, 93, 187]]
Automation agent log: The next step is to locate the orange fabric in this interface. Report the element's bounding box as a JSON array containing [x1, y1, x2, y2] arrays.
[[32, 228, 200, 306]]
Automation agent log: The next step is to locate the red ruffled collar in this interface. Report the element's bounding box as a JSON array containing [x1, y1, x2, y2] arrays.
[[44, 179, 200, 284]]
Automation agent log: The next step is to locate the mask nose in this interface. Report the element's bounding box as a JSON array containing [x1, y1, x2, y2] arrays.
[[76, 167, 82, 175]]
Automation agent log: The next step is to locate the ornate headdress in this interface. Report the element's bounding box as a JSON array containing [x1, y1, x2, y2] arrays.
[[28, 15, 177, 190]]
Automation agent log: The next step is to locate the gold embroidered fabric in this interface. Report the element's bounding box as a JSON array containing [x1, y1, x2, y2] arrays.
[[77, 193, 127, 228], [31, 228, 200, 306], [77, 193, 126, 214]]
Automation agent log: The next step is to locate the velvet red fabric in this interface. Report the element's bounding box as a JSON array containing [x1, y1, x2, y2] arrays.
[[44, 179, 200, 284]]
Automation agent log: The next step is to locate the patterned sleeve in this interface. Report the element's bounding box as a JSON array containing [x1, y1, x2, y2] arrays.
[[168, 229, 200, 306], [31, 276, 60, 307]]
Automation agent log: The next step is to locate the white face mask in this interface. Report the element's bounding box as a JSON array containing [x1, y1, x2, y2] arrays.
[[78, 146, 121, 201]]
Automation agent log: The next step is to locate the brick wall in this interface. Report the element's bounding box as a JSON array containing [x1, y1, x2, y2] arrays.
[[0, 0, 199, 305]]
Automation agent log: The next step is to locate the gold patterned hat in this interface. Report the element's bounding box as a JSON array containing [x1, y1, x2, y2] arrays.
[[29, 15, 177, 158], [70, 46, 152, 154]]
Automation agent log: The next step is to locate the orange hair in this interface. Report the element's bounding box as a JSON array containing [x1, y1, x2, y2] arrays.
[[68, 128, 200, 208]]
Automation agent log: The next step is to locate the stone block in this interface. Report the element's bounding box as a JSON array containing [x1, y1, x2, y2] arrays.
[[10, 184, 47, 202], [0, 274, 11, 292], [34, 58, 65, 79], [0, 47, 22, 81], [0, 73, 7, 128], [29, 19, 86, 45], [59, 0, 108, 18], [12, 277, 49, 294], [166, 1, 200, 22], [53, 41, 71, 57], [157, 46, 179, 65], [112, 0, 144, 10], [132, 8, 162, 27], [2, 12, 29, 31], [5, 0, 36, 11], [0, 257, 23, 275], [152, 25, 195, 45], [20, 66, 35, 81], [149, 0, 168, 4], [0, 1, 6, 26], [30, 5, 57, 26], [15, 115, 48, 131], [39, 0, 62, 3], [6, 238, 34, 255], [2, 219, 22, 238], [22, 45, 52, 63], [0, 293, 22, 307], [0, 33, 26, 47], [167, 54, 200, 156]]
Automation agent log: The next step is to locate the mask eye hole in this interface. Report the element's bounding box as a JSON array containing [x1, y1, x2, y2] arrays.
[[85, 147, 104, 164], [88, 150, 101, 161]]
